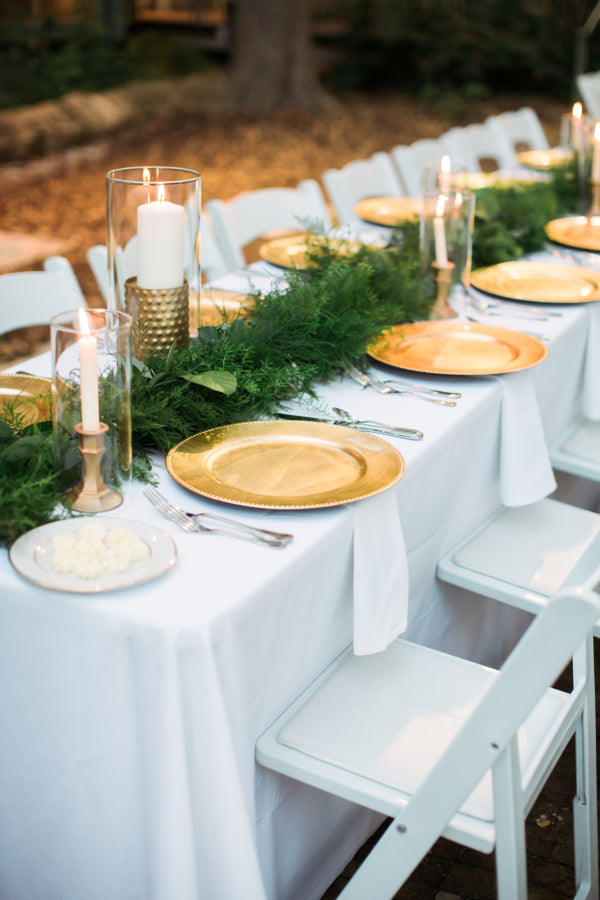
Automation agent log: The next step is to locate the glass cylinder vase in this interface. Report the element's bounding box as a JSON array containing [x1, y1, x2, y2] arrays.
[[420, 188, 476, 318], [106, 166, 201, 359], [51, 309, 132, 512]]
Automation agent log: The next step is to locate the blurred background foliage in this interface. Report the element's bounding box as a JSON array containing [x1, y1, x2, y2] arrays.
[[1, 0, 599, 110], [320, 0, 600, 103]]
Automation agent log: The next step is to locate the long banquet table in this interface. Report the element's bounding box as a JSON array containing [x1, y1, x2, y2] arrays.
[[2, 254, 600, 900]]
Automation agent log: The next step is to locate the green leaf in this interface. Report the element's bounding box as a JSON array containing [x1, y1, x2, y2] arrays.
[[132, 357, 153, 379], [0, 421, 14, 444], [181, 370, 237, 395], [0, 435, 41, 462]]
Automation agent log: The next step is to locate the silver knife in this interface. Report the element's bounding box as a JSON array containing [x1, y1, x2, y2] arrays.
[[276, 412, 423, 441]]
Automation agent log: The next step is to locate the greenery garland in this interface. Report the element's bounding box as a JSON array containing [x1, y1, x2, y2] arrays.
[[0, 170, 580, 545]]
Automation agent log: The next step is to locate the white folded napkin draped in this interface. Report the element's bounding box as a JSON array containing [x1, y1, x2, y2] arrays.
[[499, 370, 556, 506], [582, 300, 600, 420], [352, 488, 409, 655], [207, 265, 284, 297]]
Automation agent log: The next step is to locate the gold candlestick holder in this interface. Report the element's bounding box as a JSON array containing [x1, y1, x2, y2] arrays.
[[430, 261, 457, 319], [588, 180, 600, 217], [63, 422, 123, 513], [124, 277, 190, 359]]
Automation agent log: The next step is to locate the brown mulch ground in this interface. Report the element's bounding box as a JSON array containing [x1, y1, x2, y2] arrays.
[[0, 77, 566, 365]]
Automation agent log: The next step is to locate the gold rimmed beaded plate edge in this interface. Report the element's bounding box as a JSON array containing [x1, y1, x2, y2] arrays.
[[166, 420, 405, 510], [545, 216, 600, 253], [259, 234, 361, 269], [367, 321, 548, 376], [470, 260, 600, 303], [0, 374, 52, 425], [9, 518, 177, 594], [354, 197, 422, 226]]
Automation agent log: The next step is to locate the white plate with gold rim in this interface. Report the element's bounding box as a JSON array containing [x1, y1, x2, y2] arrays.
[[9, 518, 176, 593]]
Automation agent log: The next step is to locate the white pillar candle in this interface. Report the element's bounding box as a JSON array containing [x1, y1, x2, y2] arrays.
[[593, 123, 600, 182], [78, 308, 100, 432], [572, 102, 583, 152], [137, 184, 185, 290], [438, 154, 452, 193], [433, 196, 448, 267]]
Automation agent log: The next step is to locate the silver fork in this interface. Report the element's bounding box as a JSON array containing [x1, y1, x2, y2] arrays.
[[347, 366, 457, 406], [143, 486, 293, 548], [468, 293, 560, 319]]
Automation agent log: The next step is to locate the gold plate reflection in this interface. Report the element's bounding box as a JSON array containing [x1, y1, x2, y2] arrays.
[[516, 148, 574, 170], [454, 172, 526, 190], [545, 216, 600, 253], [198, 289, 254, 327], [354, 197, 422, 226], [368, 321, 548, 376], [0, 374, 52, 425], [259, 234, 361, 269], [166, 420, 405, 509], [471, 260, 600, 303]]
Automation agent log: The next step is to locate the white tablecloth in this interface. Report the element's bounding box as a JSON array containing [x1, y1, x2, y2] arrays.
[[1, 280, 599, 900]]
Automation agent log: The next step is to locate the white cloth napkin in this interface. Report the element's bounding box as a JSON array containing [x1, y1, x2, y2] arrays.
[[352, 488, 409, 655], [207, 268, 283, 296], [582, 301, 600, 419], [499, 370, 556, 506]]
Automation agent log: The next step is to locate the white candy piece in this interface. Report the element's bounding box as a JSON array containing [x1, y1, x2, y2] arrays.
[[51, 524, 149, 580]]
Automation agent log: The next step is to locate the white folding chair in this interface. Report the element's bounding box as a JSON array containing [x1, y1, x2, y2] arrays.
[[577, 71, 600, 121], [446, 121, 519, 172], [257, 584, 599, 900], [487, 107, 550, 153], [0, 256, 86, 334], [437, 497, 600, 631], [391, 137, 458, 196], [322, 152, 403, 226], [205, 180, 332, 270]]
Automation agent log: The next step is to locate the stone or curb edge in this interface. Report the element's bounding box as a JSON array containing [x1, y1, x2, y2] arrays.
[[0, 71, 222, 164]]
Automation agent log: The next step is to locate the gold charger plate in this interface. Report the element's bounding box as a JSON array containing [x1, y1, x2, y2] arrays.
[[166, 420, 405, 510], [516, 148, 574, 170], [0, 374, 52, 425], [470, 260, 600, 303], [354, 197, 421, 226], [259, 234, 361, 269], [545, 216, 600, 253], [197, 288, 254, 327], [368, 321, 548, 376]]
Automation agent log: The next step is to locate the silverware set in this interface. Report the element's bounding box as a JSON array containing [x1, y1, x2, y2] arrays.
[[143, 486, 293, 548], [467, 292, 561, 321], [347, 364, 460, 406]]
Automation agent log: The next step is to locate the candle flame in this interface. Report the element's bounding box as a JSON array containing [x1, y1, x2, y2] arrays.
[[573, 102, 583, 120], [435, 196, 446, 217], [595, 122, 600, 141], [143, 168, 151, 185], [440, 154, 451, 174], [158, 184, 166, 203], [78, 307, 90, 336]]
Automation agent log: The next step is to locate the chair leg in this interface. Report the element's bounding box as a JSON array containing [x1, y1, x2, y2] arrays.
[[492, 738, 528, 900], [572, 637, 599, 900]]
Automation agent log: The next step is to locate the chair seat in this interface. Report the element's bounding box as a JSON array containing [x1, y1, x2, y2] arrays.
[[549, 418, 600, 480], [436, 498, 600, 628], [258, 638, 571, 852]]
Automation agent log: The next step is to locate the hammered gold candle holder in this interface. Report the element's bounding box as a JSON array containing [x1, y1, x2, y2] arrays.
[[430, 261, 457, 319], [62, 423, 123, 513], [125, 277, 189, 359]]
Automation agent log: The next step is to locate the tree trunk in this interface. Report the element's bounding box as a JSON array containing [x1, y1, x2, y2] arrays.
[[226, 0, 324, 111]]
